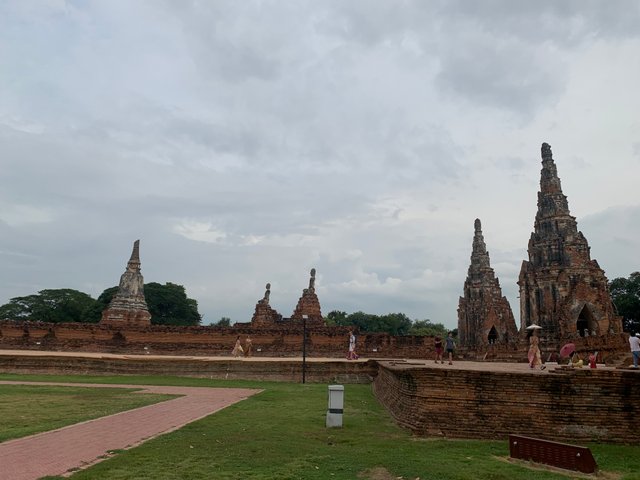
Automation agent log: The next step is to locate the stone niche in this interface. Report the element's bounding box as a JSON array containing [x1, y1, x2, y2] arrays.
[[458, 219, 518, 348], [518, 143, 622, 344]]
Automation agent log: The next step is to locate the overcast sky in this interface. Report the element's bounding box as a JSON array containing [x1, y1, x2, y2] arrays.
[[1, 1, 639, 328]]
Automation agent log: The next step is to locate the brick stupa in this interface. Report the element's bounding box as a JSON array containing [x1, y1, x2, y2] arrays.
[[458, 219, 518, 347], [290, 268, 324, 326], [251, 283, 282, 327], [100, 240, 152, 327], [518, 143, 622, 343]]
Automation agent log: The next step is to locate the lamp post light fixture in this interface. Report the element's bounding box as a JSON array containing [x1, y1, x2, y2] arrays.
[[302, 314, 308, 384]]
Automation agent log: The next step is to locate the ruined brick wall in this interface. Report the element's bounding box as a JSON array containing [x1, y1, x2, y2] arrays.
[[0, 321, 438, 359], [1, 321, 630, 362], [373, 362, 640, 444], [0, 353, 378, 383]]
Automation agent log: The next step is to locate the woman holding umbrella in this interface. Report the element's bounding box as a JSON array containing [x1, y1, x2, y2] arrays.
[[527, 325, 546, 370]]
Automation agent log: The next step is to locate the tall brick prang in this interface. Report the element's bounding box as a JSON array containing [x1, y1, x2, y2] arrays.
[[518, 143, 622, 344], [458, 219, 518, 347], [101, 240, 152, 327]]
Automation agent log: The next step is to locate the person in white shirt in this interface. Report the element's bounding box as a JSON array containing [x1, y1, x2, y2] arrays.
[[629, 333, 640, 368]]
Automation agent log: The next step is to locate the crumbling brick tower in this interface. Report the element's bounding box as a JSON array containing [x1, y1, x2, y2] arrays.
[[100, 240, 152, 327], [251, 283, 282, 327], [290, 268, 325, 327], [518, 143, 622, 344], [458, 219, 518, 348]]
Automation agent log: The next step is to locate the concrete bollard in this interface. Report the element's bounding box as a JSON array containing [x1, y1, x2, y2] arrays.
[[326, 385, 344, 427]]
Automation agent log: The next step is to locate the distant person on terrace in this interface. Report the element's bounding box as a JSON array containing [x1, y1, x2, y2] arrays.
[[232, 336, 244, 357], [445, 332, 455, 365], [347, 329, 358, 360], [629, 333, 640, 368], [434, 336, 443, 364], [528, 328, 546, 370]]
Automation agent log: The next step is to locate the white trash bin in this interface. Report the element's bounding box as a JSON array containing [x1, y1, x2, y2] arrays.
[[326, 385, 344, 427]]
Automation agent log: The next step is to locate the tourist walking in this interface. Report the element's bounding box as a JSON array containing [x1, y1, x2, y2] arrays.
[[347, 330, 358, 360], [527, 327, 546, 370], [629, 333, 640, 368], [588, 351, 598, 369], [232, 335, 244, 357], [244, 335, 253, 357], [434, 336, 443, 364], [445, 332, 456, 365]]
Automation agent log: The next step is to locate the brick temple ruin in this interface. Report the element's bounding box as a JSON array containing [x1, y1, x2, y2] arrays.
[[250, 283, 282, 327], [0, 142, 631, 365], [100, 240, 152, 328], [458, 143, 623, 355], [290, 268, 324, 326], [518, 143, 622, 345], [457, 219, 518, 348], [248, 269, 325, 328], [1, 142, 637, 448]]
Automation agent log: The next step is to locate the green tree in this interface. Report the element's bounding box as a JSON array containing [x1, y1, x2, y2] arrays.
[[92, 283, 202, 326], [216, 317, 231, 327], [0, 289, 98, 323], [331, 311, 413, 335], [144, 282, 201, 326], [408, 319, 448, 337], [610, 272, 640, 333], [84, 286, 119, 322], [325, 310, 348, 326], [379, 312, 412, 335], [1, 283, 203, 327]]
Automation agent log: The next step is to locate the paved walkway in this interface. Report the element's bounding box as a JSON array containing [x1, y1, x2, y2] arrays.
[[0, 382, 259, 480]]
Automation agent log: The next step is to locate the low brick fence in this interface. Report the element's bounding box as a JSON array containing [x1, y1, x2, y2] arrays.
[[0, 353, 378, 383], [373, 361, 640, 444]]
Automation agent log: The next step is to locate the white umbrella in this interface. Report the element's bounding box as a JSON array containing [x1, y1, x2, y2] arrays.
[[526, 324, 542, 330]]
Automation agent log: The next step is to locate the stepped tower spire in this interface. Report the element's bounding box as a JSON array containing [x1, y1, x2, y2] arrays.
[[458, 219, 517, 348], [100, 240, 152, 328], [518, 143, 621, 344]]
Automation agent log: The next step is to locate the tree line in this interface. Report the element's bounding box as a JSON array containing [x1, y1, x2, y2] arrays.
[[326, 310, 451, 337], [610, 271, 640, 334], [1, 271, 637, 333], [0, 283, 201, 326]]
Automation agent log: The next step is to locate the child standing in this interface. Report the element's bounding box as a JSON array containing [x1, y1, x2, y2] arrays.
[[434, 336, 443, 364]]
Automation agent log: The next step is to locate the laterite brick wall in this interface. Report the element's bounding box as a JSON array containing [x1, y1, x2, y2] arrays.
[[373, 362, 640, 444]]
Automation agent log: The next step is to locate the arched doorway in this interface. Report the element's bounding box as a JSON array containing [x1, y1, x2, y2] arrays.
[[576, 305, 595, 337], [488, 326, 498, 344]]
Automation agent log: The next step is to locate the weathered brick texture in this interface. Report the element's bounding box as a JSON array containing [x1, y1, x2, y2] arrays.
[[373, 361, 640, 444], [518, 144, 623, 346], [458, 219, 518, 348]]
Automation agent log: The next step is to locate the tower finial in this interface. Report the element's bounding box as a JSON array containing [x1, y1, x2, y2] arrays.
[[541, 142, 553, 161], [474, 218, 482, 232], [127, 240, 141, 272], [309, 268, 316, 290]]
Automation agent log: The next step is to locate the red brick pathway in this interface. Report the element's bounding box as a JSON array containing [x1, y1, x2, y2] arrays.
[[0, 382, 259, 480]]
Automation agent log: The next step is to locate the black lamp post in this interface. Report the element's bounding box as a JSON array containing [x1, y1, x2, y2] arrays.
[[302, 314, 308, 384]]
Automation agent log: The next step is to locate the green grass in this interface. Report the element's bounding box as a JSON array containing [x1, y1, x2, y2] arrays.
[[1, 373, 639, 480], [0, 382, 176, 442]]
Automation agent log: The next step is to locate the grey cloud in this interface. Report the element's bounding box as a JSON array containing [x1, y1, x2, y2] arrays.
[[580, 205, 640, 279], [434, 32, 565, 116]]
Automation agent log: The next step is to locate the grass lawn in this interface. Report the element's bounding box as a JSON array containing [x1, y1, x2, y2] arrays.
[[0, 383, 176, 442], [1, 373, 639, 480]]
